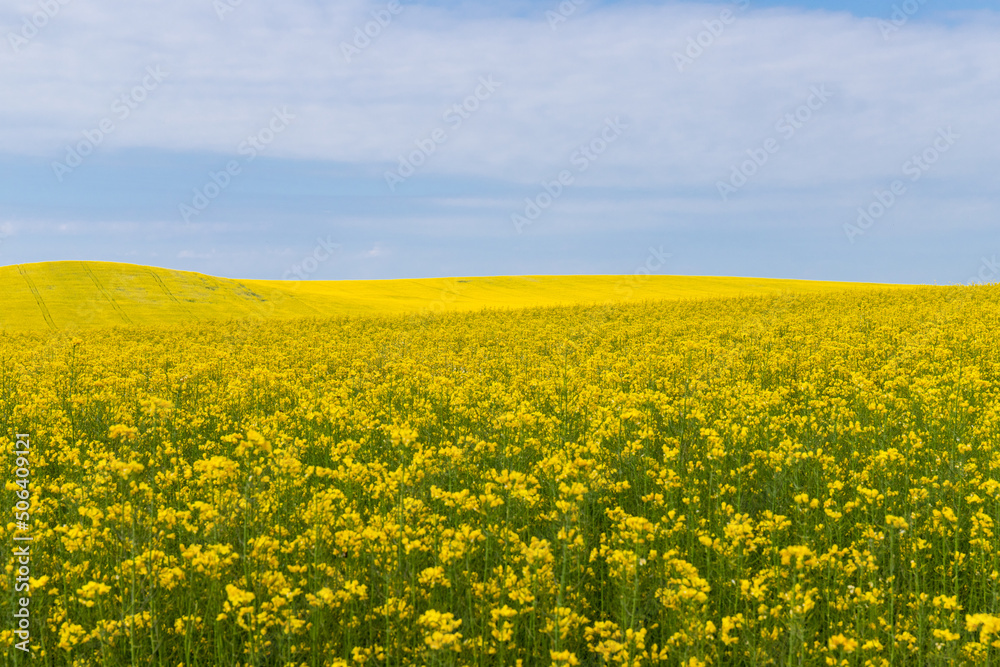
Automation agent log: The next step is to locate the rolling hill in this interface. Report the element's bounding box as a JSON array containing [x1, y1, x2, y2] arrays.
[[0, 261, 913, 331]]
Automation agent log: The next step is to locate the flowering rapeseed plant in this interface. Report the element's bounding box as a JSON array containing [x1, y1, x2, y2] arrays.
[[0, 284, 998, 664]]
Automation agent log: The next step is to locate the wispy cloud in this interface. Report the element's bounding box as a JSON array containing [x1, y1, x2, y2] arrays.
[[1, 1, 996, 188], [0, 1, 997, 283]]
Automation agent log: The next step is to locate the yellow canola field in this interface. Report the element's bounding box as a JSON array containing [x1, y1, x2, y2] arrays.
[[0, 261, 904, 331], [2, 284, 1000, 665]]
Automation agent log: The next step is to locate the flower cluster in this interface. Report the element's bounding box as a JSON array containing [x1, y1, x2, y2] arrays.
[[1, 285, 999, 664]]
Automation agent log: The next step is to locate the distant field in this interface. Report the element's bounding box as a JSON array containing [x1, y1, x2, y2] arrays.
[[0, 261, 913, 331]]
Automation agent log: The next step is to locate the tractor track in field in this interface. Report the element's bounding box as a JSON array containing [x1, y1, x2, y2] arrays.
[[17, 266, 56, 330], [244, 282, 322, 317], [83, 263, 134, 325], [148, 269, 198, 320]]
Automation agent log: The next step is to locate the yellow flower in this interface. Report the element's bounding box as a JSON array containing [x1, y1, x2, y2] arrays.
[[225, 584, 255, 608], [779, 545, 814, 568], [933, 594, 961, 611], [57, 622, 88, 651], [418, 609, 462, 651], [721, 614, 743, 646], [932, 628, 960, 642], [967, 614, 1000, 643], [76, 581, 112, 607], [108, 424, 139, 440], [550, 649, 580, 666], [828, 634, 858, 653]]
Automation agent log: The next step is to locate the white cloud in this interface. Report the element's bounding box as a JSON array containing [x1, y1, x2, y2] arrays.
[[0, 1, 997, 197]]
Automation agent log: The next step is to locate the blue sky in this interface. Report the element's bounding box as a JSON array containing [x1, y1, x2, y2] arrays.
[[1, 0, 998, 283]]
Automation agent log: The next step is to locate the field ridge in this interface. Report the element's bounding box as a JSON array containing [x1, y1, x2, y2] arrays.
[[0, 260, 915, 331]]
